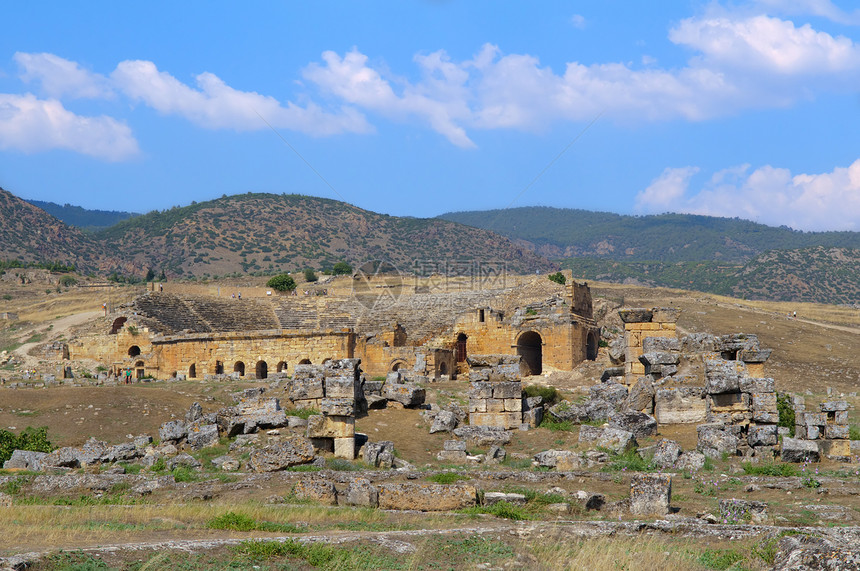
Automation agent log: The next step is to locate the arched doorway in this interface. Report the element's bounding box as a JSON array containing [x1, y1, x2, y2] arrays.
[[390, 360, 406, 372], [234, 361, 245, 376], [188, 364, 196, 379], [134, 360, 145, 379], [277, 361, 288, 373], [517, 331, 543, 376], [438, 362, 448, 376], [128, 345, 141, 357], [456, 333, 468, 362], [256, 360, 268, 379], [586, 332, 599, 361], [110, 317, 126, 334], [298, 359, 311, 365]]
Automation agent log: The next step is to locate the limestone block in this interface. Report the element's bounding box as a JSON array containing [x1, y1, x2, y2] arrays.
[[654, 388, 706, 424], [453, 426, 512, 447], [483, 492, 527, 506], [292, 399, 321, 411], [288, 378, 324, 401], [486, 398, 505, 413], [159, 420, 187, 443], [806, 425, 821, 440], [619, 308, 653, 323], [334, 437, 356, 459], [676, 451, 706, 471], [639, 351, 679, 367], [835, 411, 849, 424], [320, 398, 355, 417], [533, 449, 584, 470], [719, 499, 768, 524], [523, 407, 543, 428], [3, 450, 47, 471], [820, 439, 851, 457], [590, 382, 628, 405], [747, 424, 778, 447], [780, 437, 820, 463], [294, 479, 338, 505], [468, 398, 487, 413], [492, 382, 521, 399], [651, 307, 680, 322], [804, 413, 827, 426], [752, 411, 779, 424], [504, 398, 523, 413], [343, 477, 378, 507], [436, 450, 468, 462], [739, 377, 775, 394], [187, 424, 220, 451], [697, 424, 740, 459], [825, 424, 849, 439], [751, 393, 777, 413], [377, 483, 477, 511], [630, 473, 672, 516], [738, 349, 773, 364], [383, 383, 425, 407], [608, 411, 658, 438], [443, 440, 466, 451], [306, 415, 355, 439], [578, 425, 637, 454], [469, 412, 521, 430], [651, 439, 682, 469], [642, 337, 681, 353], [429, 410, 458, 434], [708, 392, 748, 412], [361, 441, 394, 467], [325, 377, 356, 399], [626, 378, 655, 412], [819, 401, 849, 412], [247, 437, 316, 472]]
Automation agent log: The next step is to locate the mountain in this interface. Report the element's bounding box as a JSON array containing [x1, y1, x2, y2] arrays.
[[0, 188, 105, 270], [93, 193, 555, 277], [439, 207, 860, 263], [25, 199, 139, 231]]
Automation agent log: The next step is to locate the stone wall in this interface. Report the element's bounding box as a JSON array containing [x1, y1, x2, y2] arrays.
[[618, 308, 679, 384], [467, 355, 523, 429], [794, 398, 851, 459]]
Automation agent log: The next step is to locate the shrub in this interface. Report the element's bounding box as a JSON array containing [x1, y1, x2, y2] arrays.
[[776, 392, 795, 437], [303, 268, 318, 282], [523, 384, 560, 405], [332, 261, 353, 275], [548, 272, 566, 285], [267, 273, 297, 292], [58, 275, 78, 287], [0, 426, 53, 465]]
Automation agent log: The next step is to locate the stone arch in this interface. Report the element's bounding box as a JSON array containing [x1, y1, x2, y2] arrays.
[[456, 333, 468, 362], [438, 361, 448, 376], [234, 361, 245, 376], [128, 345, 141, 357], [586, 331, 599, 361], [110, 317, 127, 334], [134, 360, 145, 379], [276, 361, 288, 373], [298, 358, 312, 365], [188, 363, 196, 379], [516, 331, 543, 376], [390, 360, 407, 372], [256, 360, 268, 379]]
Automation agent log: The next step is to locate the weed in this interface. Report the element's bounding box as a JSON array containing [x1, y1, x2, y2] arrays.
[[327, 458, 368, 471], [287, 464, 323, 473], [850, 425, 860, 441], [698, 548, 745, 569], [427, 472, 468, 484], [460, 500, 529, 520], [777, 392, 796, 437], [522, 384, 561, 405], [499, 457, 532, 470], [207, 511, 304, 533], [601, 449, 655, 473], [289, 407, 320, 420], [0, 475, 29, 495], [741, 461, 799, 477], [539, 418, 574, 431], [234, 538, 400, 568]]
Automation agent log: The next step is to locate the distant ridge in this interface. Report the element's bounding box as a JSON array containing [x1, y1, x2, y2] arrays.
[[25, 199, 139, 231], [439, 206, 860, 263]]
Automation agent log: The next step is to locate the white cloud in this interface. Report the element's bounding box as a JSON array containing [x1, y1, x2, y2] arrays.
[[570, 14, 586, 29], [635, 160, 860, 231], [112, 60, 370, 136], [0, 93, 138, 160], [15, 52, 111, 99]]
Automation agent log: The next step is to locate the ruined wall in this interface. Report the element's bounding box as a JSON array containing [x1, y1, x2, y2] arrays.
[[619, 308, 679, 384], [466, 355, 523, 429]]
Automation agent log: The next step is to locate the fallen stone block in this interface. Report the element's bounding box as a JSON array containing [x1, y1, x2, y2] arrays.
[[676, 451, 706, 471], [650, 439, 682, 469], [430, 410, 458, 434], [342, 477, 378, 507], [589, 382, 628, 406], [361, 441, 394, 467], [697, 423, 741, 459], [3, 450, 47, 471], [780, 437, 820, 463], [293, 479, 338, 505], [306, 415, 355, 439], [483, 492, 527, 506], [629, 473, 672, 516], [159, 420, 187, 443], [654, 388, 706, 424], [819, 400, 849, 412], [719, 498, 768, 524], [625, 378, 655, 413], [578, 425, 637, 454], [377, 483, 477, 511], [608, 411, 658, 438], [247, 437, 316, 472], [452, 426, 512, 447], [747, 424, 778, 447], [383, 383, 425, 407], [186, 424, 220, 451], [772, 534, 860, 571]]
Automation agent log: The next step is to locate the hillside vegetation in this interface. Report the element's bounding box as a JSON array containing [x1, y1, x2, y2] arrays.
[[440, 206, 860, 262], [25, 199, 139, 231]]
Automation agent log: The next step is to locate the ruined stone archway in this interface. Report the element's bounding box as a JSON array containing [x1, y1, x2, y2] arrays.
[[234, 361, 245, 376], [256, 360, 268, 379], [110, 317, 127, 334], [298, 359, 311, 365], [390, 360, 407, 372], [135, 361, 145, 379], [188, 363, 196, 379], [128, 345, 141, 357], [456, 333, 468, 363], [277, 361, 288, 373], [516, 331, 543, 376], [586, 331, 599, 361], [438, 362, 448, 376]]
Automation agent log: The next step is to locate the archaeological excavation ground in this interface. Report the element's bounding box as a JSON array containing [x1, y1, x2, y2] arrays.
[[0, 273, 859, 570]]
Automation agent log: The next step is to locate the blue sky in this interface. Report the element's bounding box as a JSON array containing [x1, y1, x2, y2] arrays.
[[2, 1, 860, 231]]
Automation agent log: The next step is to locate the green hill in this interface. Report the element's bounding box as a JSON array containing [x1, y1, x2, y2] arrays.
[[25, 199, 139, 231]]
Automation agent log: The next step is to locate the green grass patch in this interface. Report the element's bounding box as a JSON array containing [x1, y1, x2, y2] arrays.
[[522, 384, 561, 405], [289, 407, 320, 420], [850, 425, 860, 441], [600, 449, 655, 472], [233, 538, 402, 569], [539, 417, 574, 431], [426, 472, 468, 484], [287, 464, 323, 472], [460, 500, 530, 520], [698, 548, 745, 570], [207, 511, 304, 533], [741, 461, 799, 477]]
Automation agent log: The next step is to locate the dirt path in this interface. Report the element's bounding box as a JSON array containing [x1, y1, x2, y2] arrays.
[[11, 310, 102, 366]]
